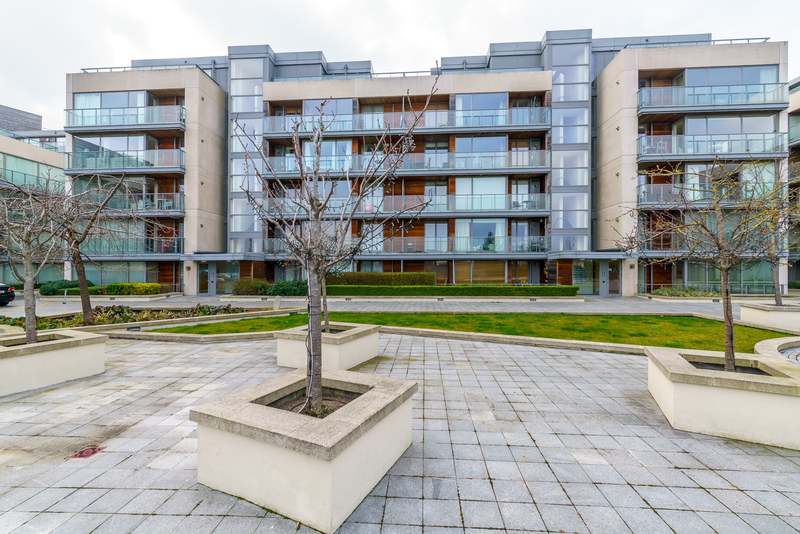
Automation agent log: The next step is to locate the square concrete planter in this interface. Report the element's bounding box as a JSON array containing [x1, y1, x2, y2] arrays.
[[189, 369, 417, 533], [275, 322, 380, 370], [647, 346, 800, 450], [740, 303, 800, 331], [0, 330, 107, 397]]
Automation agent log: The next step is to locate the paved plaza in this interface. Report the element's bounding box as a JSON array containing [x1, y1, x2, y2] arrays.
[[2, 333, 800, 533]]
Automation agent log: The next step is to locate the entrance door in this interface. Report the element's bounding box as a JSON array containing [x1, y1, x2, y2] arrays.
[[599, 260, 621, 296], [198, 261, 217, 295]]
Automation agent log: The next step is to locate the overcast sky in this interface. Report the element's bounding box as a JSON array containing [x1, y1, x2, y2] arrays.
[[1, 0, 796, 129]]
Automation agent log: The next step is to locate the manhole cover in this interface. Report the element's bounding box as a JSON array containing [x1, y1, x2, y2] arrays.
[[68, 447, 106, 459]]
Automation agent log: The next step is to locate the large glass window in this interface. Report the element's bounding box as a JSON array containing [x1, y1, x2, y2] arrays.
[[552, 66, 589, 84], [455, 176, 506, 210], [686, 65, 778, 86], [303, 99, 353, 117], [454, 136, 506, 152], [231, 58, 263, 79], [552, 44, 589, 65], [455, 93, 507, 110], [230, 118, 263, 152], [455, 218, 506, 252]]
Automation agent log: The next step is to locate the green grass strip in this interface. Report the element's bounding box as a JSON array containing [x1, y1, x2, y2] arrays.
[[153, 312, 787, 353]]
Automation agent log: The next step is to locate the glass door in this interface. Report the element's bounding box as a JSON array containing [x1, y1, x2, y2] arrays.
[[608, 260, 620, 295], [198, 262, 208, 294]]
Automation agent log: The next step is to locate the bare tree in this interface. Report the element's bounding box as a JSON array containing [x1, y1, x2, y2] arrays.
[[0, 175, 69, 343], [617, 158, 781, 371], [235, 84, 437, 416]]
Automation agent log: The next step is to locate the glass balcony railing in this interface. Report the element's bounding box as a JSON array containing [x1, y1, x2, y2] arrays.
[[82, 237, 183, 255], [66, 149, 185, 171], [265, 236, 549, 255], [264, 108, 550, 134], [790, 122, 800, 145], [637, 183, 756, 204], [65, 105, 185, 129], [638, 232, 686, 251], [0, 128, 61, 152], [265, 150, 549, 174], [638, 84, 787, 109], [79, 192, 185, 212], [0, 170, 65, 190], [265, 193, 548, 215], [637, 133, 787, 157]]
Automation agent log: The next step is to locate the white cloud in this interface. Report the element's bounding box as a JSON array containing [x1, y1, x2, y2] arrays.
[[0, 0, 796, 128]]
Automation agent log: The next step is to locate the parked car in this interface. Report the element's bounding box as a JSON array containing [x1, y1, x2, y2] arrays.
[[0, 284, 15, 306]]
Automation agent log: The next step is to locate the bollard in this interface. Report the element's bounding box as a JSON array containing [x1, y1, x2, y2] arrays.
[[273, 295, 281, 311]]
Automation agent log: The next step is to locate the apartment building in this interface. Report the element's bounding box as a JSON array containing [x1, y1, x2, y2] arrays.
[[790, 76, 800, 282], [2, 30, 795, 296]]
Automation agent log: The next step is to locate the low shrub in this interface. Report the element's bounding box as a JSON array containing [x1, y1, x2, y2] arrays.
[[232, 278, 272, 296], [160, 283, 176, 294], [325, 285, 579, 297], [267, 279, 307, 296], [650, 286, 721, 297], [105, 283, 162, 295], [327, 272, 436, 286], [790, 281, 800, 290], [39, 280, 96, 296], [65, 286, 105, 296]]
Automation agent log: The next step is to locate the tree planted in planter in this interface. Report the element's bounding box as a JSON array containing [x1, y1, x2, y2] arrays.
[[0, 175, 69, 343], [616, 158, 784, 371], [235, 85, 436, 416]]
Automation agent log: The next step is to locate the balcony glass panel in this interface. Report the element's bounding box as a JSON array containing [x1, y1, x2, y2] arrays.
[[638, 84, 787, 108], [637, 133, 787, 156], [82, 237, 183, 255], [65, 106, 185, 128], [263, 236, 549, 255], [66, 149, 185, 170]]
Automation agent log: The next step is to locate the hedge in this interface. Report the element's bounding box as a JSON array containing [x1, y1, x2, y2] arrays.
[[231, 279, 308, 296], [105, 283, 162, 295], [326, 272, 435, 286], [65, 286, 106, 296], [790, 281, 800, 290], [232, 278, 272, 296], [325, 285, 579, 297], [39, 280, 96, 296]]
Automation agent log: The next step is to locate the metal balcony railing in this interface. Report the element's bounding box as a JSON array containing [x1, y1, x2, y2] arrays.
[[65, 105, 185, 129], [82, 192, 185, 212], [638, 84, 787, 109], [264, 108, 550, 134], [66, 149, 185, 171], [637, 133, 788, 157], [0, 128, 60, 152], [264, 236, 549, 255], [264, 150, 549, 174]]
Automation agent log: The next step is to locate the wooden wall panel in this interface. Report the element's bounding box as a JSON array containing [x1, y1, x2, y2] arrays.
[[556, 259, 573, 286]]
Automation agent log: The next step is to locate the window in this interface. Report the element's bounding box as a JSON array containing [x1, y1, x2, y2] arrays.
[[552, 44, 589, 65], [424, 221, 448, 253], [303, 99, 353, 117], [685, 65, 778, 86], [455, 93, 508, 126], [231, 58, 263, 79], [455, 176, 506, 210], [230, 118, 263, 152], [454, 137, 506, 152], [455, 219, 506, 252]]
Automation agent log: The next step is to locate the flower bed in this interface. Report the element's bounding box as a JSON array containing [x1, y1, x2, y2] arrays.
[[0, 304, 246, 330]]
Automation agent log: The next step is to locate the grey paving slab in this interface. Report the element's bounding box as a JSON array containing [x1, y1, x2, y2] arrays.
[[1, 334, 799, 533]]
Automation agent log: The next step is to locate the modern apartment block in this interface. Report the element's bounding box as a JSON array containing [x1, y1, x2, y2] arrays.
[[790, 76, 800, 282], [1, 29, 795, 296]]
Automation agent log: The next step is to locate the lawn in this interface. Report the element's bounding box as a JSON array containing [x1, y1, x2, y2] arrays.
[[153, 312, 788, 353]]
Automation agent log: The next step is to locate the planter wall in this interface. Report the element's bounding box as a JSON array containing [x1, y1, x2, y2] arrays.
[[740, 303, 800, 331], [0, 330, 106, 397], [647, 346, 800, 450], [275, 322, 380, 370], [190, 369, 417, 533]]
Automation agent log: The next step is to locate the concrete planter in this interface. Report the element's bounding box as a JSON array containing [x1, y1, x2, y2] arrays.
[[740, 303, 800, 330], [647, 346, 800, 450], [0, 330, 106, 397], [190, 369, 417, 533], [275, 322, 380, 370]]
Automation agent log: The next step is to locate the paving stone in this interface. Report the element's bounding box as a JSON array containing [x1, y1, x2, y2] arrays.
[[422, 499, 462, 527], [211, 516, 262, 534], [460, 500, 504, 529], [383, 497, 422, 526], [497, 501, 545, 531]]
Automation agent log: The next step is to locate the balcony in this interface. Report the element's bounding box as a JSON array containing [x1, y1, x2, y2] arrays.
[[638, 84, 787, 113], [790, 122, 800, 148], [0, 128, 60, 152], [82, 237, 183, 256], [90, 192, 185, 213], [0, 170, 64, 190], [65, 149, 185, 174], [637, 133, 788, 161], [265, 193, 549, 217], [638, 232, 686, 252], [64, 105, 185, 132], [637, 183, 751, 205], [263, 108, 550, 136], [264, 150, 549, 176], [264, 236, 549, 256]]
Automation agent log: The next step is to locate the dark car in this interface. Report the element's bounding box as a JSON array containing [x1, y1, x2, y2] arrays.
[[0, 284, 15, 306]]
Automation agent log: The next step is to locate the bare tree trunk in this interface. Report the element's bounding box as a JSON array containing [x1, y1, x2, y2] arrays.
[[305, 260, 324, 416], [321, 274, 330, 333], [72, 249, 95, 325], [720, 267, 735, 372], [23, 254, 37, 344], [772, 261, 783, 307]]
